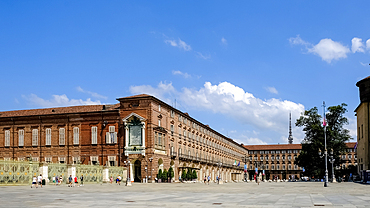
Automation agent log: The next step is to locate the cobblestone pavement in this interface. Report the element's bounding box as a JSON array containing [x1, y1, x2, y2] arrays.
[[0, 181, 369, 207]]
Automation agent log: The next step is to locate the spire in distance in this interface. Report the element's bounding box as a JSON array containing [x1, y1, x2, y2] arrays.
[[288, 112, 293, 144]]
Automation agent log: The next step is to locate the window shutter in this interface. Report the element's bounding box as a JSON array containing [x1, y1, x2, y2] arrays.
[[106, 132, 110, 144], [59, 128, 65, 145], [73, 127, 79, 144], [91, 126, 97, 144], [32, 129, 38, 146], [114, 132, 117, 143], [5, 130, 10, 147]]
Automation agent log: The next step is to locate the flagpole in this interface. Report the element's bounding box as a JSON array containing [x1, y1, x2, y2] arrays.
[[323, 101, 328, 187]]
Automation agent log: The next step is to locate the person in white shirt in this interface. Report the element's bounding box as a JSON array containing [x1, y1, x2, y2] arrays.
[[31, 175, 37, 188], [37, 174, 43, 188]]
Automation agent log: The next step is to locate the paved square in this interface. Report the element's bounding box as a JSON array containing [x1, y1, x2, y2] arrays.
[[1, 182, 369, 207]]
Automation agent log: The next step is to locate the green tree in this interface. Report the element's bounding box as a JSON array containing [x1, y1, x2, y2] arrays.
[[187, 169, 192, 180], [162, 169, 168, 182], [181, 170, 187, 181], [192, 170, 197, 179], [295, 104, 351, 178], [158, 169, 163, 181], [168, 167, 174, 180]]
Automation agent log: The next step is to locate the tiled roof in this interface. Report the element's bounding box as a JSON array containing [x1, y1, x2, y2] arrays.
[[346, 142, 356, 148], [245, 142, 357, 151], [0, 104, 119, 118], [244, 144, 302, 151], [117, 94, 151, 99]]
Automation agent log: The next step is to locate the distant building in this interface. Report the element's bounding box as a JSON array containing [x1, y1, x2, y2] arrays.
[[355, 76, 370, 179], [243, 142, 357, 180]]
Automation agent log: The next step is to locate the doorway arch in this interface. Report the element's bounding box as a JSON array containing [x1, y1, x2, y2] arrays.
[[134, 160, 142, 182]]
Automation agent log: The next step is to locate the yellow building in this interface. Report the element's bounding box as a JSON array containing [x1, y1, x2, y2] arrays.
[[355, 76, 370, 181]]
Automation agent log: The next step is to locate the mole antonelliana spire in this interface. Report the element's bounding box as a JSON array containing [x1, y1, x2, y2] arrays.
[[288, 113, 293, 144]]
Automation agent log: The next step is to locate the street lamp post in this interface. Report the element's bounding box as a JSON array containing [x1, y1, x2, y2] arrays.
[[329, 149, 336, 182], [124, 157, 131, 186], [243, 156, 249, 182], [319, 101, 329, 187], [216, 161, 222, 184]]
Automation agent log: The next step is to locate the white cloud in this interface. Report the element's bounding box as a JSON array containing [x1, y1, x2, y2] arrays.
[[366, 39, 370, 50], [308, 39, 350, 63], [290, 35, 350, 63], [172, 70, 191, 78], [289, 35, 310, 46], [266, 87, 278, 94], [130, 81, 305, 139], [246, 137, 267, 145], [196, 52, 211, 60], [360, 62, 369, 66], [221, 37, 227, 45], [351, 37, 365, 53], [346, 117, 357, 140], [22, 94, 101, 107], [76, 86, 107, 99], [165, 38, 191, 51], [129, 81, 175, 103]]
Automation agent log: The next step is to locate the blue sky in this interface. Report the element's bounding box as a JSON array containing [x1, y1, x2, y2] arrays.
[[1, 1, 369, 144]]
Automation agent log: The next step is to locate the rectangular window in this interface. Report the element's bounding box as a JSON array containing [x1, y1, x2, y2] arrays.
[[260, 151, 264, 154], [73, 127, 79, 145], [108, 156, 116, 166], [18, 129, 24, 147], [106, 126, 117, 144], [18, 157, 25, 161], [170, 125, 174, 135], [5, 130, 10, 147], [266, 164, 269, 170], [171, 110, 174, 118], [348, 155, 352, 159], [282, 150, 286, 154], [277, 165, 280, 170], [294, 165, 298, 170], [59, 157, 65, 164], [32, 157, 39, 162], [45, 157, 52, 163], [59, 128, 65, 145], [158, 104, 161, 112], [282, 165, 286, 170], [158, 133, 162, 146], [342, 155, 346, 159], [73, 156, 80, 164], [45, 128, 51, 146], [32, 129, 38, 146], [271, 165, 275, 170], [91, 126, 98, 144], [158, 119, 161, 127], [288, 164, 291, 170], [276, 150, 280, 154], [91, 156, 98, 165]]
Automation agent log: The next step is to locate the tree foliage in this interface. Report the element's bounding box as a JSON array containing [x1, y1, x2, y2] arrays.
[[181, 170, 187, 181], [295, 103, 351, 178], [168, 167, 174, 180]]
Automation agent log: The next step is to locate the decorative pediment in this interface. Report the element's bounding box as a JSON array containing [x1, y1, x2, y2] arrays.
[[122, 112, 146, 123], [170, 120, 174, 124], [153, 126, 167, 133], [158, 114, 163, 119]]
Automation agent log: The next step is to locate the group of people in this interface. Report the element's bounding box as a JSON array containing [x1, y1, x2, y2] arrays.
[[68, 174, 84, 187], [203, 175, 211, 185], [109, 175, 122, 185], [53, 175, 63, 185], [31, 174, 43, 188]]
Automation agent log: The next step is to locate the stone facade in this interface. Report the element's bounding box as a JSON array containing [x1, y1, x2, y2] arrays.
[[355, 76, 370, 177], [0, 94, 246, 183]]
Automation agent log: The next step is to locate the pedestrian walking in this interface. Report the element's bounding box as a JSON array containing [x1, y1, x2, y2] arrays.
[[74, 176, 78, 187], [37, 174, 43, 188], [31, 175, 37, 188], [117, 175, 121, 185], [59, 175, 63, 185], [207, 175, 210, 185], [110, 176, 113, 184], [55, 176, 59, 186], [80, 174, 84, 186], [68, 175, 73, 187], [204, 176, 206, 184]]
